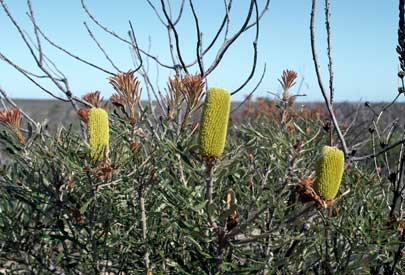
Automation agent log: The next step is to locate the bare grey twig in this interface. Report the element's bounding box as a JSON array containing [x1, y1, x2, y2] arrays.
[[0, 86, 37, 126], [189, 0, 204, 76], [324, 0, 334, 105], [0, 52, 68, 102], [36, 27, 115, 75], [81, 0, 176, 70], [205, 0, 255, 76], [231, 0, 259, 96], [351, 137, 405, 161], [231, 64, 266, 114], [128, 21, 144, 73], [310, 0, 349, 157], [83, 22, 122, 73], [26, 0, 43, 65], [160, 0, 189, 74]]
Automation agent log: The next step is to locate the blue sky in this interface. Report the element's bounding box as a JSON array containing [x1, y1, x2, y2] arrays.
[[0, 0, 400, 102]]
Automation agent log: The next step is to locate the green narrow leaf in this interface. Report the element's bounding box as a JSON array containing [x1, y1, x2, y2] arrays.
[[80, 197, 93, 214]]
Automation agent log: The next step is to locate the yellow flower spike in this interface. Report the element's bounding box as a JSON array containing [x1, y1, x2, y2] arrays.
[[87, 107, 109, 161], [199, 87, 231, 158], [313, 146, 344, 200]]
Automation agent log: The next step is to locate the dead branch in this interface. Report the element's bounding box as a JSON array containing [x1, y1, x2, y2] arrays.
[[310, 0, 349, 157]]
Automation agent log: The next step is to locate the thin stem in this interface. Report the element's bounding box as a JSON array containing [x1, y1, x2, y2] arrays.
[[310, 0, 349, 157], [205, 162, 215, 205], [138, 180, 150, 274], [160, 0, 189, 74], [231, 64, 266, 113], [324, 0, 334, 105], [189, 0, 204, 76], [351, 137, 405, 161], [231, 0, 260, 96], [83, 22, 122, 73], [205, 0, 255, 76]]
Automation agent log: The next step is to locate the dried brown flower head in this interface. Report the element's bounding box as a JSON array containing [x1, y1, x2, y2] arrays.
[[202, 156, 218, 169], [0, 108, 22, 129], [279, 69, 298, 101], [77, 107, 89, 122], [279, 69, 298, 91], [296, 177, 333, 209], [109, 70, 141, 101], [167, 76, 185, 120], [0, 108, 25, 144], [84, 160, 114, 181], [109, 70, 141, 123], [182, 74, 205, 107], [167, 73, 205, 127], [168, 76, 185, 99], [110, 94, 124, 107], [82, 91, 106, 108]]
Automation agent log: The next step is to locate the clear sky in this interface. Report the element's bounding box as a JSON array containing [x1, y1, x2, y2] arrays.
[[0, 0, 400, 102]]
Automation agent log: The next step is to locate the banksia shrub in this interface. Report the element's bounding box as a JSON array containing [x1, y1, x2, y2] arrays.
[[199, 87, 230, 157], [87, 107, 109, 161], [312, 145, 344, 200]]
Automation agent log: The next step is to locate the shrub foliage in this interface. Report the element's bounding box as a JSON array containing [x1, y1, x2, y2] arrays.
[[0, 81, 403, 274]]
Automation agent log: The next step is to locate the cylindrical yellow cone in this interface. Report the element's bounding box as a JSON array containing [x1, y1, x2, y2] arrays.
[[313, 146, 344, 200], [87, 107, 109, 161], [199, 87, 231, 157]]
